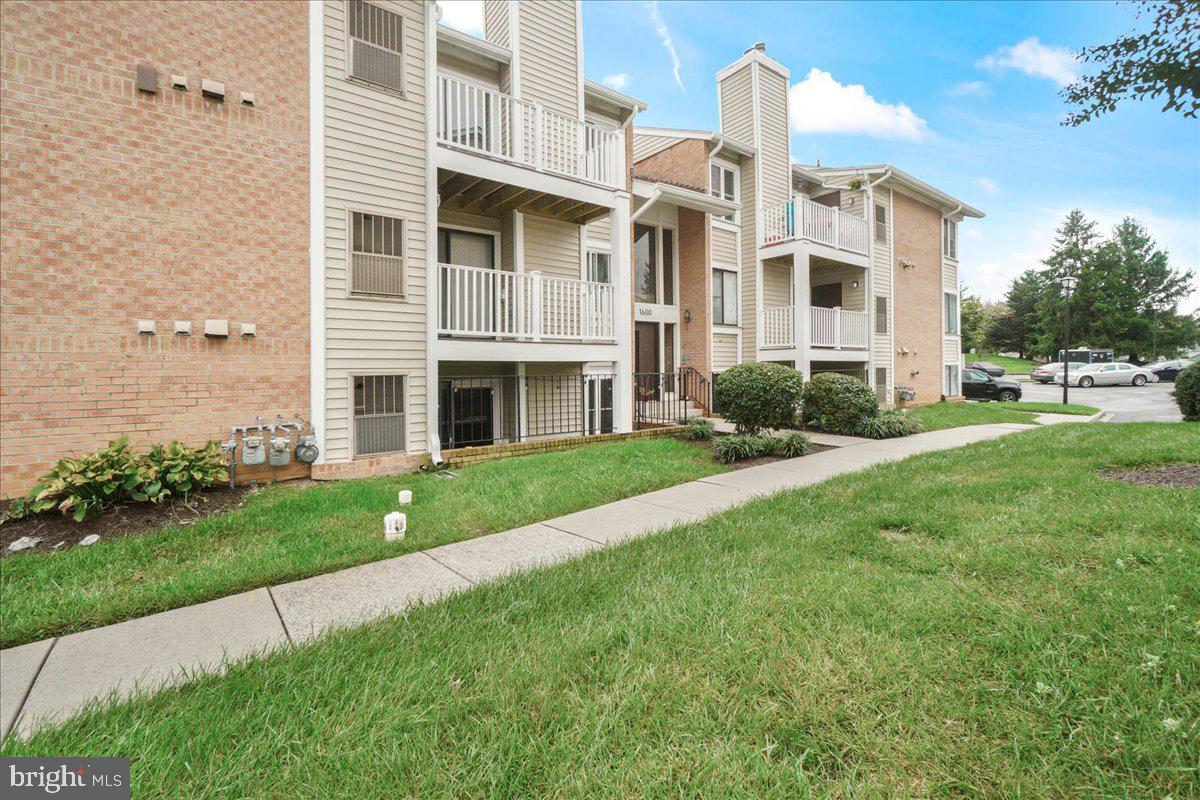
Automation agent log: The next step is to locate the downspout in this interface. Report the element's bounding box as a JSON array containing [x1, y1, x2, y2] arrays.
[[630, 188, 662, 223]]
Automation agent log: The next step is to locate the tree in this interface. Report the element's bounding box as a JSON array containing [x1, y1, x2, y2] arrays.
[[1062, 0, 1200, 125], [959, 287, 985, 352], [1034, 210, 1104, 357], [989, 270, 1050, 359]]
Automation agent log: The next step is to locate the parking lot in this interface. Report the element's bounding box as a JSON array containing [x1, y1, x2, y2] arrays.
[[1018, 378, 1182, 422]]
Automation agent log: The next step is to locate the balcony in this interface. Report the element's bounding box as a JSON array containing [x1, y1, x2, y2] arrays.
[[436, 74, 624, 190], [761, 196, 869, 255], [760, 306, 869, 350], [438, 263, 616, 343]]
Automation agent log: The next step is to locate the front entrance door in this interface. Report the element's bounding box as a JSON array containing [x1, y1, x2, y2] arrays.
[[439, 384, 495, 448], [811, 282, 843, 308], [635, 322, 660, 402]]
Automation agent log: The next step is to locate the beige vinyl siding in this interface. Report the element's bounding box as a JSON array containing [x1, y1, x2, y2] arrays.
[[524, 215, 581, 279], [711, 225, 738, 267], [584, 214, 612, 249], [437, 51, 500, 88], [943, 255, 958, 293], [871, 188, 894, 402], [323, 0, 429, 463], [839, 188, 867, 218], [482, 0, 509, 48], [717, 66, 754, 145], [811, 264, 866, 311], [763, 261, 791, 308], [631, 133, 684, 163], [738, 158, 757, 362], [756, 66, 790, 208], [515, 0, 579, 119], [712, 333, 739, 372]]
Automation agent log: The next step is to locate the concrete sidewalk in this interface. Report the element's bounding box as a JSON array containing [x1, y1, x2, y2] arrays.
[[1, 422, 1038, 740]]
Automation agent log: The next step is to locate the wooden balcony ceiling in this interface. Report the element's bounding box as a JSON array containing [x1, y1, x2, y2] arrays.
[[437, 169, 610, 225]]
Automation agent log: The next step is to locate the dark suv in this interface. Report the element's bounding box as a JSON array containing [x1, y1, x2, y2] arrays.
[[962, 368, 1022, 402]]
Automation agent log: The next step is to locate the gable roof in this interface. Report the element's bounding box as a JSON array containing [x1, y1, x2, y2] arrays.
[[631, 126, 755, 164], [796, 163, 984, 219]]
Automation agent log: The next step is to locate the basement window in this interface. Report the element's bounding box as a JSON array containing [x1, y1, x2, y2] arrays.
[[347, 0, 405, 95], [353, 375, 406, 456], [350, 211, 405, 298]]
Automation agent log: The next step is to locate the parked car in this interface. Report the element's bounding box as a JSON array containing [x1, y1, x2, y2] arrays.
[[967, 360, 1006, 377], [1031, 362, 1083, 383], [962, 368, 1022, 402], [1058, 362, 1156, 388], [1146, 360, 1191, 381]]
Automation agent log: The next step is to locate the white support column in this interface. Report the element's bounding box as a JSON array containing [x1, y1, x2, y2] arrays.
[[791, 248, 811, 376], [609, 199, 633, 433]]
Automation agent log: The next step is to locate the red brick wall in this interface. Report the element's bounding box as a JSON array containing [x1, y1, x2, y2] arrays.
[[0, 1, 309, 497], [632, 138, 709, 191], [677, 208, 711, 376], [892, 192, 944, 403]]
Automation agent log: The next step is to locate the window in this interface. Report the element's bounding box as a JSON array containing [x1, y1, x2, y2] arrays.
[[874, 203, 888, 244], [945, 365, 961, 396], [347, 0, 405, 94], [875, 367, 888, 405], [710, 163, 736, 221], [944, 292, 959, 334], [437, 227, 494, 269], [875, 296, 889, 334], [943, 219, 958, 260], [634, 224, 657, 303], [351, 211, 405, 297], [353, 375, 406, 456], [712, 269, 738, 325], [586, 250, 610, 284], [662, 229, 674, 305]]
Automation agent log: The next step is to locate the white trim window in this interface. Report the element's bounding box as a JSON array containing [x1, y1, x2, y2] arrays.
[[943, 218, 958, 260], [347, 0, 405, 95], [712, 268, 738, 325], [353, 374, 406, 456], [874, 203, 888, 244], [944, 292, 959, 334], [586, 249, 611, 284], [710, 162, 737, 221], [944, 364, 960, 397], [874, 295, 889, 334], [350, 211, 405, 298]]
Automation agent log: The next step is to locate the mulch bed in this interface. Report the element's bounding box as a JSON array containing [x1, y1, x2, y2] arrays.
[[0, 485, 261, 559], [1100, 464, 1200, 489]]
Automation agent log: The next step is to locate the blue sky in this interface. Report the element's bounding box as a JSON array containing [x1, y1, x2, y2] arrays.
[[439, 1, 1200, 312]]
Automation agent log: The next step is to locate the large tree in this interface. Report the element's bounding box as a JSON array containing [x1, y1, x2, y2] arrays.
[[987, 271, 1047, 359], [1062, 0, 1200, 125], [1034, 210, 1104, 357], [959, 287, 986, 352]]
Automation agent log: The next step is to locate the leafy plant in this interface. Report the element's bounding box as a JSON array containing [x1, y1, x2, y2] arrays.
[[24, 437, 151, 521], [143, 440, 229, 502], [712, 434, 774, 464], [859, 409, 922, 439], [771, 431, 813, 458], [716, 363, 805, 434], [1173, 363, 1200, 421], [679, 417, 716, 441], [802, 373, 879, 435]]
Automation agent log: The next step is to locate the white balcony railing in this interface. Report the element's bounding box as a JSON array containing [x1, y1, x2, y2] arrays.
[[761, 306, 794, 349], [810, 307, 869, 349], [438, 263, 616, 343], [761, 196, 869, 255], [436, 74, 624, 189]]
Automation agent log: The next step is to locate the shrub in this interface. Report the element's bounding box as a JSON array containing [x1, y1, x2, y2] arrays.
[[679, 417, 716, 441], [143, 440, 229, 502], [23, 437, 151, 522], [801, 373, 879, 435], [712, 433, 774, 463], [1174, 363, 1200, 422], [771, 431, 813, 458], [858, 409, 922, 439], [716, 363, 805, 434]]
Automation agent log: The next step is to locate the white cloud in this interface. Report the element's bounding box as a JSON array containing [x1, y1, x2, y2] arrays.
[[602, 73, 631, 91], [948, 80, 991, 98], [976, 37, 1080, 87], [789, 68, 932, 142], [977, 177, 999, 195], [437, 1, 483, 36], [645, 1, 685, 93]]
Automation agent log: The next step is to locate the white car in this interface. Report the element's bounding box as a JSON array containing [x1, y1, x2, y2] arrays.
[[1057, 362, 1157, 388]]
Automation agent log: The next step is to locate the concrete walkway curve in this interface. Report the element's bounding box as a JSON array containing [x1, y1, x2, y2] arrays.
[[1, 422, 1043, 740]]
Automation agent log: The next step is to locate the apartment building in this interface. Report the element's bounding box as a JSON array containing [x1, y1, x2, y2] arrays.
[[631, 44, 982, 407]]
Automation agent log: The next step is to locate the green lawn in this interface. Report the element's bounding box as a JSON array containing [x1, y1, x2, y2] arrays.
[[0, 437, 725, 648], [7, 423, 1197, 799], [967, 352, 1041, 374], [907, 400, 1099, 431]]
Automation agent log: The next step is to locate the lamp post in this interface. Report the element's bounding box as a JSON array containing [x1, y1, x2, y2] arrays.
[[1060, 274, 1077, 405]]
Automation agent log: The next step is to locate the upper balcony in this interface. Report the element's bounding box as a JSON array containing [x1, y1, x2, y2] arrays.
[[761, 196, 868, 256], [436, 74, 625, 191]]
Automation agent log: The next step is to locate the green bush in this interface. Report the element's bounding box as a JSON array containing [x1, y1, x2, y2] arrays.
[[23, 437, 151, 522], [716, 363, 805, 434], [143, 440, 229, 502], [859, 409, 922, 439], [801, 373, 879, 435], [712, 433, 774, 463], [1174, 363, 1200, 422], [679, 417, 716, 441], [771, 431, 813, 458]]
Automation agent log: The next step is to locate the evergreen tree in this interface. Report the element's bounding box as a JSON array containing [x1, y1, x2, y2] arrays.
[[989, 270, 1047, 359], [959, 286, 985, 352], [1035, 210, 1103, 357]]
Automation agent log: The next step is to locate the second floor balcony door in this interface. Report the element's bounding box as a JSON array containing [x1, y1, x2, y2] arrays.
[[439, 227, 497, 335]]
